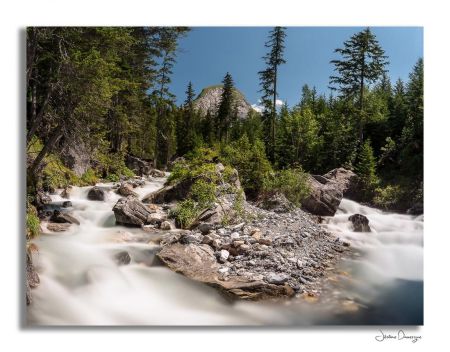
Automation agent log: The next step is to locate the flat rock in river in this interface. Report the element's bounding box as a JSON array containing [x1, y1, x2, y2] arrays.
[[158, 243, 290, 300]]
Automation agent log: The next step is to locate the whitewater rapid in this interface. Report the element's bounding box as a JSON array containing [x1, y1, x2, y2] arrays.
[[27, 179, 423, 325]]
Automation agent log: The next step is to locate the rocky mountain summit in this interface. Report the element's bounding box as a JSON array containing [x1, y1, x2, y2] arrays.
[[193, 85, 254, 119]]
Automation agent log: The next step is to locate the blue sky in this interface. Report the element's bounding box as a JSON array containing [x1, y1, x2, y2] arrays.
[[170, 27, 423, 106]]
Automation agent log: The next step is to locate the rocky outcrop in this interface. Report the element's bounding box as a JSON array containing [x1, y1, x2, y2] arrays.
[[87, 186, 105, 201], [125, 155, 153, 176], [323, 168, 361, 201], [302, 175, 343, 216], [348, 214, 371, 232], [112, 196, 153, 226], [49, 210, 80, 225], [158, 242, 290, 300], [59, 136, 92, 176], [26, 251, 40, 305], [193, 85, 254, 120], [158, 205, 350, 300]]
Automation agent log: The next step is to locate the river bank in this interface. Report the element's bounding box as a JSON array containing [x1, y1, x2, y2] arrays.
[[26, 174, 423, 325]]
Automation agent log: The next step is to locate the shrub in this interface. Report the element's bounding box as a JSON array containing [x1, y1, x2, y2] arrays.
[[190, 179, 217, 209], [263, 167, 311, 206], [26, 203, 40, 240], [80, 168, 99, 185], [220, 135, 272, 198], [170, 199, 198, 229]]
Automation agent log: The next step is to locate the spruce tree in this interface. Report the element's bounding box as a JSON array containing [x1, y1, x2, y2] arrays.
[[258, 26, 287, 160], [330, 27, 388, 143], [216, 72, 235, 142], [176, 81, 196, 155], [355, 139, 379, 197]]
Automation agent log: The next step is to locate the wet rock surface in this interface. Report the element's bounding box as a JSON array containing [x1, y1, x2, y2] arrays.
[[114, 251, 131, 265], [158, 204, 350, 300], [348, 214, 371, 232], [87, 186, 105, 201], [112, 196, 153, 226], [49, 210, 80, 225], [117, 182, 138, 198]]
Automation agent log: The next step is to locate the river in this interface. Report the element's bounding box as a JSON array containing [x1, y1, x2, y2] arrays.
[[27, 176, 423, 325]]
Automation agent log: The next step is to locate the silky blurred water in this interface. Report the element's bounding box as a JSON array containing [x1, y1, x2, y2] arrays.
[[27, 181, 423, 326]]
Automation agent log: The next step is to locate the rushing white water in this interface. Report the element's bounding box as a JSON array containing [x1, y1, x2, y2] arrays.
[[27, 180, 423, 326]]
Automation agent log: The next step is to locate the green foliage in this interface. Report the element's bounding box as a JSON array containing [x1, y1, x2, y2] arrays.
[[263, 168, 311, 206], [373, 184, 405, 210], [220, 135, 273, 198], [80, 168, 99, 185], [258, 26, 287, 160], [330, 27, 389, 142], [355, 140, 379, 199], [277, 107, 322, 170], [26, 203, 40, 240], [170, 199, 198, 229], [190, 179, 217, 209], [42, 154, 80, 191], [95, 140, 135, 180]]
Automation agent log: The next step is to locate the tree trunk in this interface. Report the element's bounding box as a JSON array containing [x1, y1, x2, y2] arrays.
[[272, 65, 278, 161], [29, 124, 64, 177]]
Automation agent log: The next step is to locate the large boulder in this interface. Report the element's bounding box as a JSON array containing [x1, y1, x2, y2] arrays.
[[323, 168, 361, 201], [112, 196, 152, 226], [49, 210, 80, 225], [59, 136, 92, 176], [125, 155, 153, 176], [302, 175, 343, 216], [142, 178, 194, 204], [87, 186, 105, 201], [158, 243, 290, 300], [348, 214, 371, 232]]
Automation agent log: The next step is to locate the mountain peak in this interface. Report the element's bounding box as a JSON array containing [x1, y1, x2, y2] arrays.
[[193, 85, 254, 119]]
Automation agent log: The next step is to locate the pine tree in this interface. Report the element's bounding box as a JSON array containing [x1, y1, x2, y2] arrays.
[[258, 26, 287, 160], [152, 27, 190, 168], [176, 81, 197, 155], [216, 72, 235, 142], [399, 58, 423, 182], [330, 27, 389, 143]]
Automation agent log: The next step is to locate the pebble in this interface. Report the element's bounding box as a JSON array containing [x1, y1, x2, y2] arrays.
[[218, 267, 229, 274], [265, 273, 289, 285], [218, 249, 229, 263], [230, 232, 240, 239]]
